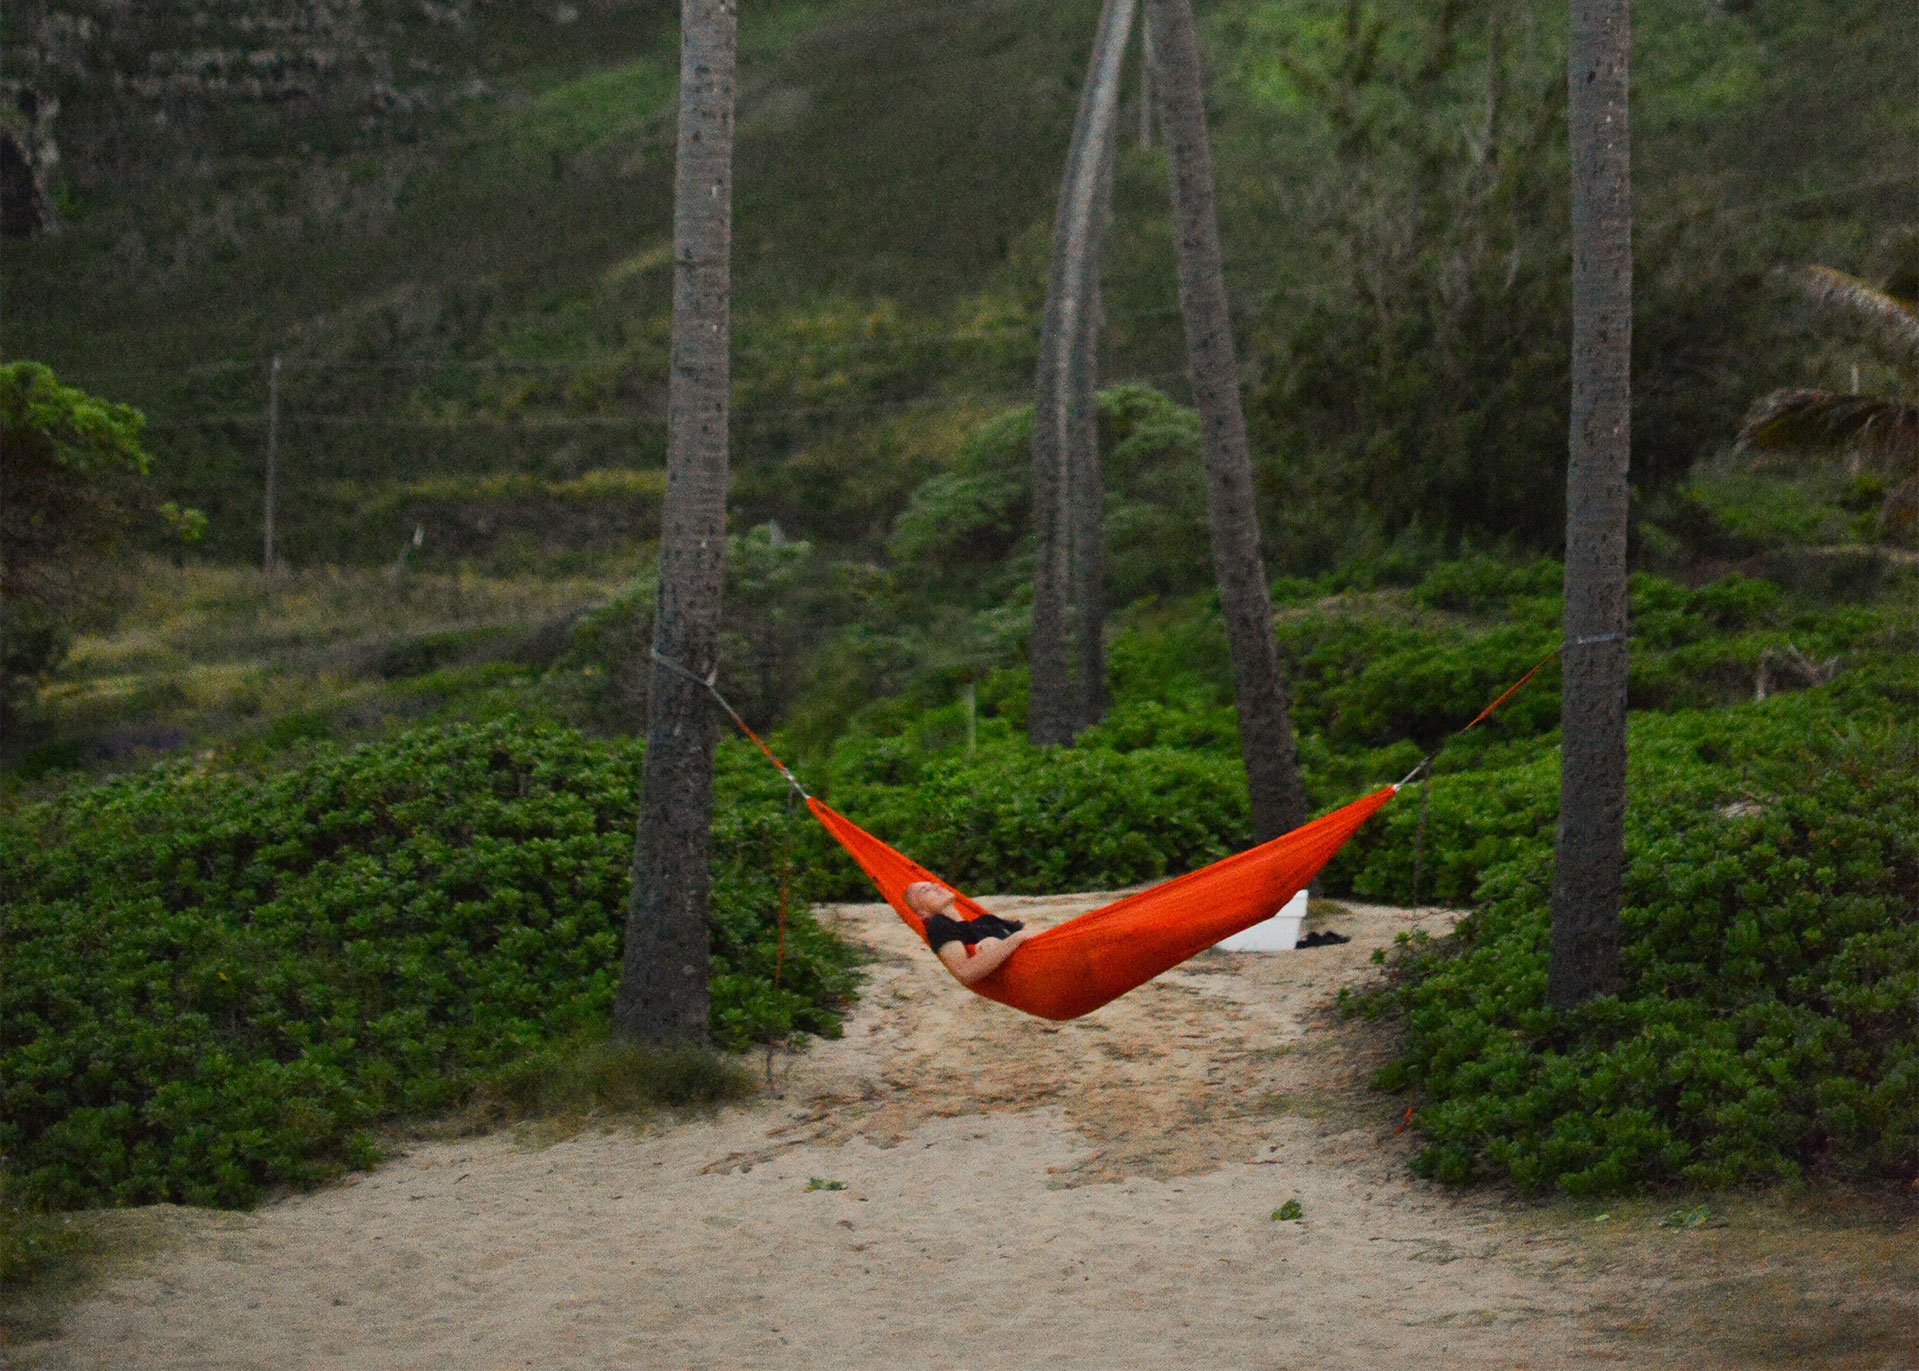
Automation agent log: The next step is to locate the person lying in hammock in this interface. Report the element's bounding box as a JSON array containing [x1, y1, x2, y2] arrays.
[[905, 881, 1037, 987]]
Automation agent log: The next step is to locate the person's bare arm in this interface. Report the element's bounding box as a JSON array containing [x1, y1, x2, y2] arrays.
[[935, 927, 1036, 986]]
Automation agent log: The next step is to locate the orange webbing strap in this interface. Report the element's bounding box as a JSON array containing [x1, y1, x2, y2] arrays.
[[1396, 630, 1621, 788], [651, 648, 809, 798], [1460, 652, 1558, 732]]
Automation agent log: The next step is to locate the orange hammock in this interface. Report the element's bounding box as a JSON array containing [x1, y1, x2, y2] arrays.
[[808, 786, 1398, 1021], [656, 633, 1591, 1022]]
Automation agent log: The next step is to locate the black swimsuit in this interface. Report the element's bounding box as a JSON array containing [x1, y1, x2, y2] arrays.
[[922, 912, 1025, 952]]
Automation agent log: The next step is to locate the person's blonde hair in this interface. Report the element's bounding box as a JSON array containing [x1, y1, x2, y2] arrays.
[[903, 881, 948, 913]]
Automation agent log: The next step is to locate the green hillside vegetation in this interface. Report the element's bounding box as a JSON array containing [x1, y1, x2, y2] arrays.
[[7, 0, 1915, 565]]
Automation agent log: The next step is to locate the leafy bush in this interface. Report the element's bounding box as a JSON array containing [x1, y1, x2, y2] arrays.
[[820, 738, 1252, 898], [1281, 615, 1563, 751], [1683, 471, 1860, 549], [1354, 695, 1919, 1194], [1327, 751, 1561, 906], [888, 471, 1025, 569], [887, 384, 1215, 608], [0, 721, 858, 1209], [466, 1031, 756, 1125], [1414, 555, 1564, 614], [0, 362, 201, 726], [0, 1175, 86, 1291]]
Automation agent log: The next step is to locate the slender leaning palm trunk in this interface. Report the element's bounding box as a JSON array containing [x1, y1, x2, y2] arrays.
[[613, 0, 737, 1044], [1146, 0, 1307, 842], [1549, 0, 1631, 1009], [1032, 0, 1134, 746], [1068, 42, 1125, 734]]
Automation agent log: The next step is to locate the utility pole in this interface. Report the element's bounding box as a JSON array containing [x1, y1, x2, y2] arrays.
[[263, 354, 282, 574]]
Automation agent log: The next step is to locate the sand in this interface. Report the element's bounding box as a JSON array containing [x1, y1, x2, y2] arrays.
[[16, 894, 1917, 1370]]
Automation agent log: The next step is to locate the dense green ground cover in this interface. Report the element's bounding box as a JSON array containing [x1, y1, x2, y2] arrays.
[[1350, 696, 1919, 1194], [8, 515, 1914, 1219], [1, 723, 857, 1209]]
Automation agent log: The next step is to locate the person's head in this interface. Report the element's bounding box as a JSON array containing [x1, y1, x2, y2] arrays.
[[904, 881, 957, 917]]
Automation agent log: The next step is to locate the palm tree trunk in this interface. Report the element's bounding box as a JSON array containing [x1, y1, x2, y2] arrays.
[[1146, 0, 1307, 842], [613, 0, 737, 1045], [1138, 1, 1155, 150], [1068, 268, 1110, 733], [1031, 0, 1134, 746], [1549, 0, 1631, 1010], [1068, 43, 1125, 734]]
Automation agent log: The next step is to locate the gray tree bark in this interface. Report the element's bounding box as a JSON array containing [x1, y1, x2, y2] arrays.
[[613, 0, 737, 1045], [1146, 0, 1307, 842], [1138, 2, 1156, 150], [1549, 0, 1632, 1010], [1031, 0, 1134, 746], [1068, 32, 1126, 735], [1068, 268, 1110, 733]]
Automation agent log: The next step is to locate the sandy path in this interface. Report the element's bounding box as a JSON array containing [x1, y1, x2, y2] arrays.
[[22, 894, 1899, 1370]]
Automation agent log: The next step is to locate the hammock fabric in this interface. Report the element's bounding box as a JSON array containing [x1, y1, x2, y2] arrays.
[[654, 636, 1579, 1023], [807, 786, 1398, 1021]]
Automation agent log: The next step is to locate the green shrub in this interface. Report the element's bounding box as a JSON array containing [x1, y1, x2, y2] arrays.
[[1414, 555, 1564, 614], [0, 1175, 87, 1290], [887, 471, 1024, 568], [1326, 751, 1561, 906], [1683, 471, 1858, 549], [0, 721, 858, 1210], [1356, 697, 1919, 1194], [0, 362, 200, 722], [820, 738, 1253, 898], [1282, 615, 1564, 750], [886, 385, 1216, 609], [467, 1030, 755, 1124]]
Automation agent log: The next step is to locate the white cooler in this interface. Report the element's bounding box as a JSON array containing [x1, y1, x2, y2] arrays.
[[1214, 889, 1309, 951]]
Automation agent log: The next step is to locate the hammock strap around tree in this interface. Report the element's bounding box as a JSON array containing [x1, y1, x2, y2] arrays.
[[652, 648, 810, 798], [1394, 631, 1619, 788], [652, 639, 1591, 1021]]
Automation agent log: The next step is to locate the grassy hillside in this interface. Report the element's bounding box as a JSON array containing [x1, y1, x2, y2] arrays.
[[5, 0, 1914, 568]]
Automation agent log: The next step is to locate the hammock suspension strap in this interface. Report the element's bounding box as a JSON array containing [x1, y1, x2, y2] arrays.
[[653, 631, 1620, 801], [1395, 631, 1621, 789], [650, 647, 810, 799]]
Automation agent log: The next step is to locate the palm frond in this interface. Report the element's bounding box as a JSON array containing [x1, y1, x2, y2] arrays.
[[1738, 388, 1919, 465], [1795, 266, 1919, 367]]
